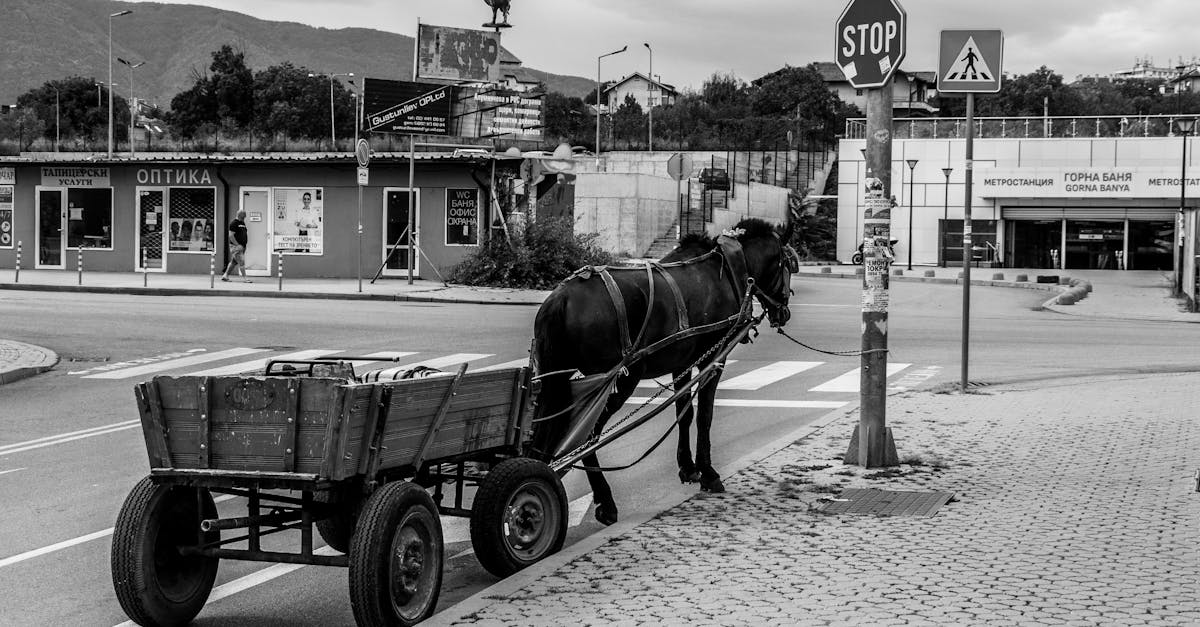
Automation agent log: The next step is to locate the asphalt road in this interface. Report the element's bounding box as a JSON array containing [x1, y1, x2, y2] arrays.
[[1, 277, 1198, 626]]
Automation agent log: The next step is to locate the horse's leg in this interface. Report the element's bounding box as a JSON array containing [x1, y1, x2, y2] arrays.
[[695, 365, 725, 493], [583, 375, 639, 526], [673, 369, 700, 484]]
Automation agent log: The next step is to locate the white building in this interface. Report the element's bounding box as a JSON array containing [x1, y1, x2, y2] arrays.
[[602, 73, 678, 111]]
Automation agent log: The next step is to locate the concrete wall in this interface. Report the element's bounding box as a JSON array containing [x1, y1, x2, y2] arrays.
[[707, 182, 791, 235], [574, 173, 678, 257]]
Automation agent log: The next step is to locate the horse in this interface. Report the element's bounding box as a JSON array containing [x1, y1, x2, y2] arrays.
[[529, 217, 796, 525]]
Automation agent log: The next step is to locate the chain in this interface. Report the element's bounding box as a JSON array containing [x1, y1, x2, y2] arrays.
[[774, 327, 889, 357]]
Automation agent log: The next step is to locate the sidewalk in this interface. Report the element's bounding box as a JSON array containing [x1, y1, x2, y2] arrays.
[[431, 372, 1200, 626]]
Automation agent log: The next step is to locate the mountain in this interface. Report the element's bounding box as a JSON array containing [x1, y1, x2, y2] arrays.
[[0, 0, 594, 107]]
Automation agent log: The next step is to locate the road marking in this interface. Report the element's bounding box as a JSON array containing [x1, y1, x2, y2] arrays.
[[718, 361, 823, 390], [83, 347, 268, 379], [625, 397, 847, 409], [0, 495, 236, 570], [809, 363, 912, 393], [0, 421, 141, 457], [635, 360, 738, 389], [888, 365, 943, 391], [365, 353, 492, 380], [474, 358, 530, 372], [343, 351, 419, 372], [0, 468, 26, 477], [187, 350, 337, 377], [67, 348, 207, 375]]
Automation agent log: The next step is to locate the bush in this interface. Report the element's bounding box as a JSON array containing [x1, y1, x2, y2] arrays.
[[449, 217, 614, 289]]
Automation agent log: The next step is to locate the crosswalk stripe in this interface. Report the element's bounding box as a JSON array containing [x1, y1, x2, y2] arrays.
[[83, 348, 268, 380], [718, 361, 823, 390], [365, 353, 492, 380], [625, 397, 847, 409], [342, 351, 419, 372], [475, 358, 530, 372], [635, 360, 739, 389], [809, 363, 912, 393], [187, 350, 337, 377]]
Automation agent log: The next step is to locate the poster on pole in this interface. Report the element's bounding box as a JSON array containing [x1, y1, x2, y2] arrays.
[[272, 188, 324, 254], [417, 23, 501, 83]]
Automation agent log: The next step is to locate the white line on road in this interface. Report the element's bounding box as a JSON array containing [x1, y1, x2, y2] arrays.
[[366, 353, 492, 380], [717, 361, 823, 390], [67, 348, 208, 375], [0, 420, 141, 457], [0, 468, 27, 477], [809, 363, 912, 393], [625, 397, 847, 409], [634, 360, 738, 389], [83, 347, 268, 379], [474, 358, 530, 372], [343, 351, 419, 372], [187, 350, 337, 377]]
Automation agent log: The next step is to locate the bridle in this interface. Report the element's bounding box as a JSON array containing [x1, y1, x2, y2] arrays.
[[717, 231, 796, 328]]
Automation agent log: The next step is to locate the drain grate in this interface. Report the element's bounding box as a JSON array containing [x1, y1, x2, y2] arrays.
[[819, 488, 955, 517], [966, 380, 992, 388]]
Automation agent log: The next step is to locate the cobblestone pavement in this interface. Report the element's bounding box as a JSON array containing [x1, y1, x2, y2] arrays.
[[436, 373, 1200, 626], [0, 339, 58, 384]]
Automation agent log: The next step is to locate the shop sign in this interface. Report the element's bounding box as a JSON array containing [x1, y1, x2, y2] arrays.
[[136, 168, 213, 185], [41, 167, 109, 187], [0, 167, 14, 185], [978, 167, 1200, 199], [445, 188, 479, 246]]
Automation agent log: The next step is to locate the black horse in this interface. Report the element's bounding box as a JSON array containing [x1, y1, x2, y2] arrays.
[[530, 217, 796, 525]]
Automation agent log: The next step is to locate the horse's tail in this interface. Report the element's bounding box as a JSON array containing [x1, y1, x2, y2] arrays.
[[529, 288, 572, 462]]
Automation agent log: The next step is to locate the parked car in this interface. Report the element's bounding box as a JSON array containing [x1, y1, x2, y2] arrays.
[[698, 167, 730, 191]]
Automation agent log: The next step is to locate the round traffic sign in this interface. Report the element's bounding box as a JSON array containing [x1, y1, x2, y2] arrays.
[[355, 139, 371, 167], [667, 153, 694, 182], [835, 0, 907, 89]]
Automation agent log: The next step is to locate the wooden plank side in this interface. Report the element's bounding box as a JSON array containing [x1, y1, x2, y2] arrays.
[[134, 383, 170, 468], [332, 385, 371, 480], [282, 379, 299, 472], [318, 385, 348, 479], [144, 380, 175, 467], [198, 376, 213, 468]]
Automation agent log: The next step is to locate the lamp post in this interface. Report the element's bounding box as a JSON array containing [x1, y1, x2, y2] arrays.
[[644, 42, 653, 152], [108, 9, 132, 158], [941, 167, 953, 267], [1176, 118, 1195, 294], [595, 45, 627, 166], [49, 85, 59, 153], [906, 158, 918, 270], [309, 72, 354, 150], [118, 58, 145, 156]]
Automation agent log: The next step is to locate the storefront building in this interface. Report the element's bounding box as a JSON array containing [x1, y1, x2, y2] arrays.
[[838, 129, 1200, 307], [0, 153, 495, 279]]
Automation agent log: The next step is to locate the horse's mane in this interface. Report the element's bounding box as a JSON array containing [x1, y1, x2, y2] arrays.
[[731, 217, 779, 241]]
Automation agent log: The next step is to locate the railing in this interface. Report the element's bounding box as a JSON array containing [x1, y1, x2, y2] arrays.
[[845, 114, 1200, 140]]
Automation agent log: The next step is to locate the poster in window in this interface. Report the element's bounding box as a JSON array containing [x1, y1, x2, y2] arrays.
[[168, 218, 214, 251], [445, 188, 479, 246], [0, 186, 12, 248], [273, 188, 324, 254]]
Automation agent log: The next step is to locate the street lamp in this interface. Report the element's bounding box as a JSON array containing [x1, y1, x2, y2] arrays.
[[644, 42, 653, 152], [906, 158, 918, 270], [941, 167, 953, 267], [595, 45, 627, 166], [108, 9, 133, 158], [118, 58, 145, 156], [1176, 118, 1195, 293], [308, 72, 353, 150], [48, 85, 59, 153]]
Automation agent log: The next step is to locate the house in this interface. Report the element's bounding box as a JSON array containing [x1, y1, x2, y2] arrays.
[[496, 48, 544, 93], [813, 61, 937, 116], [602, 73, 678, 111]]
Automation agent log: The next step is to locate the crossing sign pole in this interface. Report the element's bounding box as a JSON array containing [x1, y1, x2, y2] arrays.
[[837, 0, 905, 468], [938, 30, 1003, 391]]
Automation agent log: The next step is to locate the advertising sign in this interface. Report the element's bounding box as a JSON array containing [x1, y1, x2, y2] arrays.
[[168, 218, 214, 252], [364, 78, 453, 135], [0, 185, 12, 248], [473, 90, 543, 140], [0, 167, 14, 185], [273, 188, 324, 254], [417, 24, 501, 83], [41, 166, 109, 187], [978, 167, 1200, 198], [445, 188, 479, 246]]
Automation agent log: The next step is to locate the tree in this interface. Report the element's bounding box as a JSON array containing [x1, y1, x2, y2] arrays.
[[542, 92, 590, 147], [750, 64, 843, 144], [14, 76, 123, 145], [611, 94, 645, 146], [166, 44, 255, 139], [251, 63, 331, 140]]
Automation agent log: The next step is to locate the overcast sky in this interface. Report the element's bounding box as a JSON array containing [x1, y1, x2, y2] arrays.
[[140, 0, 1200, 90]]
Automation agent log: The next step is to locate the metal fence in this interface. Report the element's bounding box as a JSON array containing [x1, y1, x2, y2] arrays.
[[845, 114, 1200, 140]]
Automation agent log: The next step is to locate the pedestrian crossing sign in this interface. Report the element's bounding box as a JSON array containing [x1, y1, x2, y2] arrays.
[[938, 30, 1003, 93]]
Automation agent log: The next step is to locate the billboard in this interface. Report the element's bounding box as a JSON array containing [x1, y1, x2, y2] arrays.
[[472, 90, 543, 140], [417, 23, 501, 83], [272, 188, 324, 254], [364, 78, 453, 135]]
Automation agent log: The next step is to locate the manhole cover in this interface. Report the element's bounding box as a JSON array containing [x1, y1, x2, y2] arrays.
[[819, 488, 955, 517]]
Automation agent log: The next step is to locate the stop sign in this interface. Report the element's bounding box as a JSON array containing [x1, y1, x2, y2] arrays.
[[835, 0, 907, 89]]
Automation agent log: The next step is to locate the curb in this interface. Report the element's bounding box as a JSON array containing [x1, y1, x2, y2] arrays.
[[798, 270, 1064, 292], [0, 283, 546, 307], [425, 399, 861, 626], [0, 342, 59, 386]]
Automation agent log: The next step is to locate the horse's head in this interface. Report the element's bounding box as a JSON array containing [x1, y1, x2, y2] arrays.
[[732, 218, 796, 328]]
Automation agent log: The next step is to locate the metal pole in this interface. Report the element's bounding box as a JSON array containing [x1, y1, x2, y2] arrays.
[[143, 249, 148, 287], [129, 65, 135, 157], [644, 43, 653, 152], [595, 54, 601, 166], [51, 86, 59, 153], [329, 77, 336, 148], [962, 93, 976, 392], [848, 85, 898, 468], [209, 250, 215, 288], [408, 134, 416, 285], [357, 179, 363, 293], [77, 248, 83, 285], [1179, 122, 1191, 294], [278, 252, 284, 291], [942, 167, 952, 267], [14, 240, 20, 283], [107, 10, 131, 158], [907, 159, 917, 270]]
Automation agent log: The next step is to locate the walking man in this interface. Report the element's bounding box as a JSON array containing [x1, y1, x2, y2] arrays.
[[221, 209, 251, 283]]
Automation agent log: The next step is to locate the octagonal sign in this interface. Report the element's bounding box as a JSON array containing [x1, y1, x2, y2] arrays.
[[835, 0, 907, 89]]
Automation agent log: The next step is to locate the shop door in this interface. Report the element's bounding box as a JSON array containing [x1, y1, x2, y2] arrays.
[[36, 188, 65, 269], [137, 189, 166, 271], [240, 189, 271, 276], [382, 188, 419, 277]]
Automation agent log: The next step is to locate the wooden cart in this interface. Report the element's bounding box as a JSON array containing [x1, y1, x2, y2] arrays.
[[110, 359, 564, 627]]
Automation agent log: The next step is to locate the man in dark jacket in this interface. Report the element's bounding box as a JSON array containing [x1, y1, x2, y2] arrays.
[[220, 209, 251, 283]]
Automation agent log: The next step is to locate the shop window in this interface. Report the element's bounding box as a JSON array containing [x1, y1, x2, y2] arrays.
[[167, 187, 216, 252], [66, 188, 113, 249], [272, 187, 324, 255], [940, 219, 998, 266], [446, 188, 480, 246]]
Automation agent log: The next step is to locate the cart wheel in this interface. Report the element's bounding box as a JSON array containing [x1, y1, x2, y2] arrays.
[[111, 476, 220, 627], [348, 481, 443, 627], [469, 458, 567, 578], [315, 485, 361, 553]]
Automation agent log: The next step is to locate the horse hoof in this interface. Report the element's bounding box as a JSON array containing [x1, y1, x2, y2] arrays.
[[700, 478, 726, 493], [594, 503, 619, 526], [678, 469, 701, 484]]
